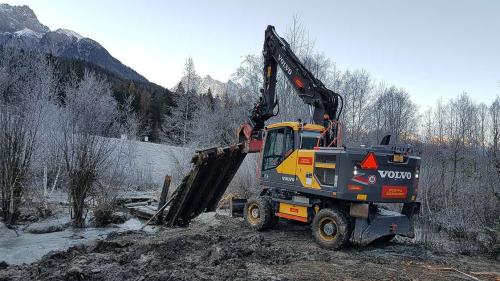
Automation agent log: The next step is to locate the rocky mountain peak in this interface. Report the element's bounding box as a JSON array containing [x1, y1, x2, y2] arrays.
[[0, 4, 49, 34], [0, 4, 147, 82]]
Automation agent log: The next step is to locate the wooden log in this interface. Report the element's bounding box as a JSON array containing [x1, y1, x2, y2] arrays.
[[156, 175, 171, 224], [129, 205, 158, 219], [124, 201, 150, 208]]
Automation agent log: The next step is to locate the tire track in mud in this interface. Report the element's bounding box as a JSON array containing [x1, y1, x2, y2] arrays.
[[0, 214, 498, 281]]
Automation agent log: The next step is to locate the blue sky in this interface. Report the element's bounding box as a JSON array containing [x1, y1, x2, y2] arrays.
[[5, 0, 500, 107]]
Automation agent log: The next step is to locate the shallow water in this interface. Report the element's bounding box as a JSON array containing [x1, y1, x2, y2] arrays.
[[0, 218, 146, 265]]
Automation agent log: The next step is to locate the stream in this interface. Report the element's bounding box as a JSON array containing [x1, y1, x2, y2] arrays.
[[0, 217, 146, 265]]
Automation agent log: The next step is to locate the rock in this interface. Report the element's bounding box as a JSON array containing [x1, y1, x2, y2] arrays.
[[17, 208, 39, 222], [208, 245, 226, 265], [0, 261, 8, 269], [0, 222, 17, 238], [25, 221, 70, 234], [65, 265, 86, 280], [110, 212, 130, 224], [90, 211, 131, 227], [36, 206, 53, 219], [192, 212, 220, 227]]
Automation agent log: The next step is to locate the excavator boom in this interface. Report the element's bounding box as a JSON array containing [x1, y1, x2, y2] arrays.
[[240, 25, 343, 151]]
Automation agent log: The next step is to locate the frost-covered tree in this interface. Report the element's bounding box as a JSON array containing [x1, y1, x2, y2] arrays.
[[120, 94, 143, 140], [161, 82, 198, 145], [53, 70, 119, 227], [191, 92, 247, 147], [0, 49, 55, 225], [184, 57, 200, 94], [232, 54, 263, 99], [161, 58, 201, 146]]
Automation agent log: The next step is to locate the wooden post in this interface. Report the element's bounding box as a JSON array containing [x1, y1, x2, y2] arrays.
[[156, 175, 171, 224]]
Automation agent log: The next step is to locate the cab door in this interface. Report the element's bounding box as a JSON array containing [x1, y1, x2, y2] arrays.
[[261, 127, 296, 186], [294, 130, 322, 190]]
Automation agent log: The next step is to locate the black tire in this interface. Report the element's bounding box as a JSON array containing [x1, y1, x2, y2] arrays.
[[264, 196, 279, 228], [312, 208, 351, 250], [244, 196, 273, 231]]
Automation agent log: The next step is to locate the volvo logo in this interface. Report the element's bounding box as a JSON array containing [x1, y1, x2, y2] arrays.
[[281, 176, 295, 182], [278, 54, 293, 75], [378, 170, 412, 180]]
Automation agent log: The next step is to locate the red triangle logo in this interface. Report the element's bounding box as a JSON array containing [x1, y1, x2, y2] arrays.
[[361, 152, 378, 170]]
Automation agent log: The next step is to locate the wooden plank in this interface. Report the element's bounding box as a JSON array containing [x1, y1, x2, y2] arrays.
[[163, 144, 247, 226], [156, 175, 171, 224]]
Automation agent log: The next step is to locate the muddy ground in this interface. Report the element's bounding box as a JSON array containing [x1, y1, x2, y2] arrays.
[[0, 213, 498, 281]]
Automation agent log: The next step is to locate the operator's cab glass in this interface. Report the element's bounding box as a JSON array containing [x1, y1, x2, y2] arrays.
[[262, 127, 294, 170], [300, 131, 321, 149]]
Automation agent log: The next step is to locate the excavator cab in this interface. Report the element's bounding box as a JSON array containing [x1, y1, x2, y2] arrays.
[[260, 122, 325, 189]]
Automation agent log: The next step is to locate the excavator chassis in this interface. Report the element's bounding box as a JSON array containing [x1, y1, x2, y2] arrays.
[[231, 188, 420, 247], [161, 142, 419, 247]]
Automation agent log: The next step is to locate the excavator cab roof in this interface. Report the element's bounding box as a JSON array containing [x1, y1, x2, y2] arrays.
[[266, 121, 324, 132]]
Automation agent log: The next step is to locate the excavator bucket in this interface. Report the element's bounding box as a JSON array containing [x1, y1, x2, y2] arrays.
[[163, 144, 247, 226]]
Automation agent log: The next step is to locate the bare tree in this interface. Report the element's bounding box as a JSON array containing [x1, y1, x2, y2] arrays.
[[0, 106, 37, 225], [120, 94, 142, 140], [369, 84, 418, 143], [340, 69, 373, 144], [54, 70, 119, 227], [162, 58, 200, 146], [490, 96, 500, 181], [161, 82, 198, 146], [0, 50, 55, 226], [232, 54, 263, 100]]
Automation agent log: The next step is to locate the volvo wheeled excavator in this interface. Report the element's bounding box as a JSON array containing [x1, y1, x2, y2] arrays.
[[236, 25, 421, 249], [163, 25, 421, 250]]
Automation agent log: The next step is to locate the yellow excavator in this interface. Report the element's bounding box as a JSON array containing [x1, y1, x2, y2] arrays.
[[163, 25, 421, 250]]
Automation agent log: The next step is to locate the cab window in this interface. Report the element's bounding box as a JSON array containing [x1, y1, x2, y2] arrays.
[[300, 131, 321, 149], [262, 127, 294, 170]]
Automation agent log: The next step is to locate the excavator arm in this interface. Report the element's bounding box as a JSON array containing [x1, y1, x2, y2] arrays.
[[240, 25, 343, 151]]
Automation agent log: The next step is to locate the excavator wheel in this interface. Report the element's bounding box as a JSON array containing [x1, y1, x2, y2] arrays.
[[312, 208, 351, 250], [244, 196, 274, 231], [264, 196, 279, 228]]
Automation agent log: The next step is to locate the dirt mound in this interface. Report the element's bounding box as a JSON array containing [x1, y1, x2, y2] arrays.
[[0, 215, 498, 281]]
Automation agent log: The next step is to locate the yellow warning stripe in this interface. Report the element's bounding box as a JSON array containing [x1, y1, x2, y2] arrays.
[[315, 162, 336, 169]]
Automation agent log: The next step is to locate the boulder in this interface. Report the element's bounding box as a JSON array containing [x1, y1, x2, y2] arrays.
[[110, 212, 130, 224], [25, 221, 70, 234]]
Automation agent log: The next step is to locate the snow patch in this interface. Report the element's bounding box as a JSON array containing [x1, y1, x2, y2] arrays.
[[13, 27, 42, 38], [55, 28, 84, 41], [172, 74, 244, 98]]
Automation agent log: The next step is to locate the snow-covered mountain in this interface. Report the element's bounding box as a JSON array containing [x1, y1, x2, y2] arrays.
[[0, 4, 147, 82], [0, 4, 48, 34], [172, 74, 247, 99]]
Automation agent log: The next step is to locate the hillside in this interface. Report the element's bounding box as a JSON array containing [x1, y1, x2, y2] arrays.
[[0, 4, 147, 82]]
